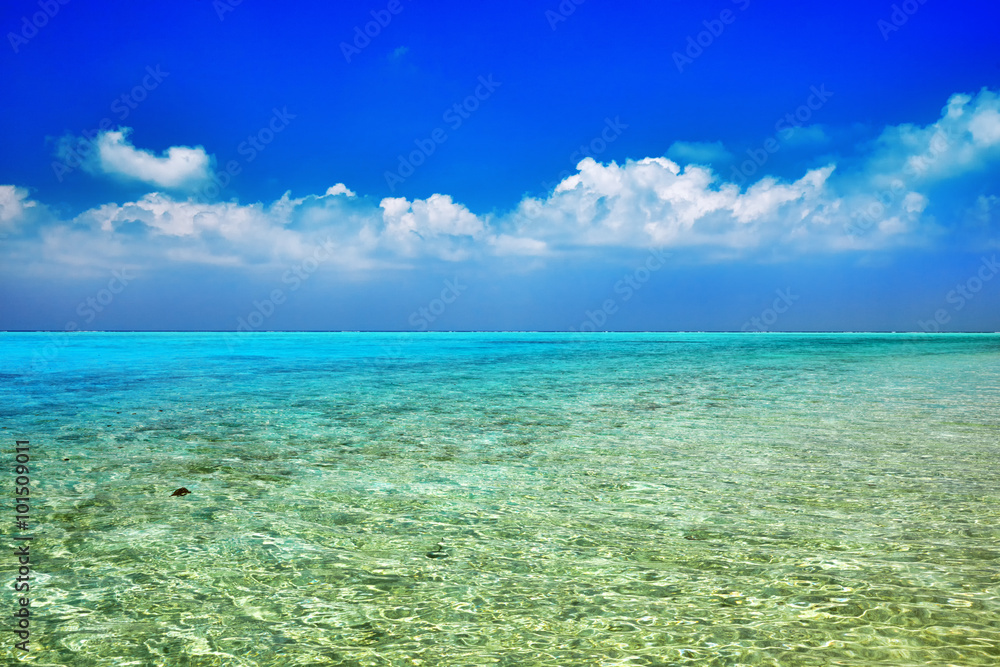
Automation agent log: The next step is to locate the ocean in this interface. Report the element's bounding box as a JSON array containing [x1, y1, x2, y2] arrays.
[[2, 332, 999, 665]]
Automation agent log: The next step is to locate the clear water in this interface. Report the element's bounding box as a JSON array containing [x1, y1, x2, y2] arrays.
[[2, 332, 999, 666]]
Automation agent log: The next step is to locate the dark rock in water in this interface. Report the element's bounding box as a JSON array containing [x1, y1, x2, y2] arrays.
[[682, 529, 715, 541], [63, 458, 70, 461], [426, 543, 448, 559], [171, 487, 191, 497]]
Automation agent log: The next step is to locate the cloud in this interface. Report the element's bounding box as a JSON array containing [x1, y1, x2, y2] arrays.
[[0, 185, 36, 226], [862, 88, 1000, 186], [324, 183, 356, 197], [57, 127, 212, 189], [7, 88, 1000, 276], [665, 141, 733, 166], [829, 87, 1000, 244], [779, 124, 829, 147], [0, 185, 43, 242], [5, 188, 501, 275], [379, 194, 489, 261], [509, 157, 840, 254], [505, 90, 1000, 255], [388, 46, 410, 61]]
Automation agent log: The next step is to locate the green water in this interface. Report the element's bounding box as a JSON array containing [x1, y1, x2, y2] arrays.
[[2, 333, 999, 665]]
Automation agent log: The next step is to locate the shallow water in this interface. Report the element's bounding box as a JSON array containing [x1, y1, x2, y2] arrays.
[[2, 332, 999, 665]]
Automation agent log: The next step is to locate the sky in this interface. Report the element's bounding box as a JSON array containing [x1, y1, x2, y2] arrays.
[[1, 0, 999, 332]]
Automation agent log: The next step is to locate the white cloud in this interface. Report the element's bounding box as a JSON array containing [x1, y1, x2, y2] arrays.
[[507, 89, 1000, 253], [969, 108, 1000, 146], [379, 194, 489, 261], [0, 185, 36, 228], [86, 193, 271, 238], [97, 129, 211, 188], [510, 157, 840, 252], [865, 88, 1000, 185], [58, 127, 212, 189], [325, 183, 356, 197]]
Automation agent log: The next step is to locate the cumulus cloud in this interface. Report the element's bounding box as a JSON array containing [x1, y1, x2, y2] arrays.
[[57, 127, 212, 189], [379, 194, 489, 260], [324, 183, 356, 197], [863, 88, 1000, 186], [507, 157, 840, 254], [828, 87, 1000, 245]]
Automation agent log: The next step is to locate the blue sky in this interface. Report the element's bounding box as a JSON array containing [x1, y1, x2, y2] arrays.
[[1, 0, 999, 331]]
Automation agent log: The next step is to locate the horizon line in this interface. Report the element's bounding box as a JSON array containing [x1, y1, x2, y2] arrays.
[[3, 330, 1000, 335]]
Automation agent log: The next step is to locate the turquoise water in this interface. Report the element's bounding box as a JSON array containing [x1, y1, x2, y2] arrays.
[[2, 332, 999, 666]]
